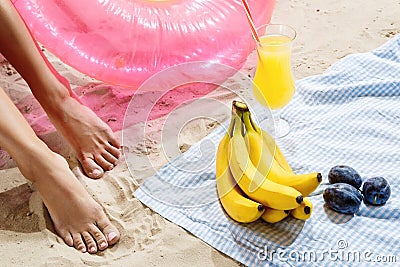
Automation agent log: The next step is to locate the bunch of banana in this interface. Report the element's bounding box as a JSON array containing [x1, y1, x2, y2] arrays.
[[215, 114, 264, 223], [215, 101, 321, 224]]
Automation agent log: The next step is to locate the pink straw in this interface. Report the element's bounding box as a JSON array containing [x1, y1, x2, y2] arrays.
[[240, 0, 261, 46]]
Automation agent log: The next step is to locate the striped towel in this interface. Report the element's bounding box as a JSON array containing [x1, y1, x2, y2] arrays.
[[134, 35, 400, 266]]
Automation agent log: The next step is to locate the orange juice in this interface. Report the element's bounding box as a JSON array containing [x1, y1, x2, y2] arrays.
[[252, 35, 295, 110]]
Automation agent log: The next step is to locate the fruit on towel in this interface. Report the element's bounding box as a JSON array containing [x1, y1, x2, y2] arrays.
[[237, 102, 322, 197], [228, 107, 303, 210], [241, 105, 294, 174], [261, 207, 290, 223], [323, 183, 362, 214], [290, 197, 313, 220], [362, 177, 391, 205], [215, 114, 264, 223], [328, 165, 362, 189]]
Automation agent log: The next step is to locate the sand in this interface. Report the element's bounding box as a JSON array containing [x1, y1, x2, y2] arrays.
[[0, 0, 399, 266]]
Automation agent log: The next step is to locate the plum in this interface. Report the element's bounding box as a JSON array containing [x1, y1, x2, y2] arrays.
[[362, 177, 391, 205], [323, 183, 362, 214], [328, 165, 362, 189]]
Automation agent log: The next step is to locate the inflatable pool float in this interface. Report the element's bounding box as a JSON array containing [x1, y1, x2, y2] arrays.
[[12, 0, 275, 88]]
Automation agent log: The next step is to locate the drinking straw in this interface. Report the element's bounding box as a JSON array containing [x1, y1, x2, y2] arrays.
[[240, 0, 261, 47]]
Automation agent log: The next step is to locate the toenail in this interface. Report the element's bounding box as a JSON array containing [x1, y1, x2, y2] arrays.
[[81, 247, 87, 253], [92, 169, 102, 177], [90, 247, 96, 253], [100, 242, 107, 249], [108, 232, 117, 241]]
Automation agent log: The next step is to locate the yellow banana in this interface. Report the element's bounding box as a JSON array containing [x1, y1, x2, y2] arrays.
[[290, 197, 313, 220], [236, 101, 294, 173], [261, 207, 290, 223], [228, 109, 303, 210], [215, 117, 264, 223], [260, 127, 294, 174], [241, 108, 322, 197]]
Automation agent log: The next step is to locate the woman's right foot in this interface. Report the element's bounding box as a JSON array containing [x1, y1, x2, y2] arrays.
[[17, 146, 120, 253]]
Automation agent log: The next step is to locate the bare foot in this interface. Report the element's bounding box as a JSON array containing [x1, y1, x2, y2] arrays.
[[38, 83, 121, 179], [18, 148, 120, 253]]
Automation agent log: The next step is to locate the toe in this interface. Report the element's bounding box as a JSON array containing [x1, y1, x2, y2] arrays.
[[94, 154, 115, 171], [72, 233, 87, 253], [96, 216, 120, 246], [58, 230, 73, 247], [105, 228, 120, 246], [107, 132, 121, 149], [80, 157, 104, 179], [89, 225, 108, 251], [82, 231, 98, 254], [102, 151, 119, 166], [106, 143, 121, 159]]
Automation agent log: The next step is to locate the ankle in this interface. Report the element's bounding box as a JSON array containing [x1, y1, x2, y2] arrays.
[[30, 75, 74, 107], [15, 141, 61, 183]]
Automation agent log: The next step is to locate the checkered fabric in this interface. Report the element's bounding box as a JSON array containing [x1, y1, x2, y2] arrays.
[[134, 35, 400, 266]]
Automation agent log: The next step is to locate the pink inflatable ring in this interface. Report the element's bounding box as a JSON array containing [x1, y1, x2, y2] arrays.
[[12, 0, 275, 88]]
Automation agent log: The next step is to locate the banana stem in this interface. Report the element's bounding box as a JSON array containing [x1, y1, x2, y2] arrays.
[[232, 100, 249, 112], [227, 110, 236, 138], [242, 111, 256, 133], [233, 111, 243, 137], [248, 112, 262, 134], [231, 100, 247, 137]]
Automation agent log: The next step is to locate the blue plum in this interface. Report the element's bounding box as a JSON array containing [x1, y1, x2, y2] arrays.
[[323, 183, 363, 214], [328, 165, 362, 189], [362, 177, 391, 205]]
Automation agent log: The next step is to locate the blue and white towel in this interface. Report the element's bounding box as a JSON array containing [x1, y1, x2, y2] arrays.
[[134, 35, 400, 266]]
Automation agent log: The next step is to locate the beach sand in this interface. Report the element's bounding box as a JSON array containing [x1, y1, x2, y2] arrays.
[[0, 0, 399, 266]]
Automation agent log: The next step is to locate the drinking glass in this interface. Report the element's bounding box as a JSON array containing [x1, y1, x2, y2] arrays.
[[252, 24, 296, 138]]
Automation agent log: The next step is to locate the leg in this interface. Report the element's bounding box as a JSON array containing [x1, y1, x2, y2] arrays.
[[0, 86, 120, 253], [0, 0, 120, 178]]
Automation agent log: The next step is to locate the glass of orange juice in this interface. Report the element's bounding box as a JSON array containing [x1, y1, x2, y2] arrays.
[[252, 24, 296, 138]]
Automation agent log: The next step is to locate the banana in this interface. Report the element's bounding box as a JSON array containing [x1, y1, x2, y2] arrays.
[[261, 207, 290, 223], [215, 116, 264, 223], [228, 108, 303, 210], [259, 126, 294, 174], [241, 108, 322, 197], [290, 197, 313, 220], [236, 101, 294, 173]]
